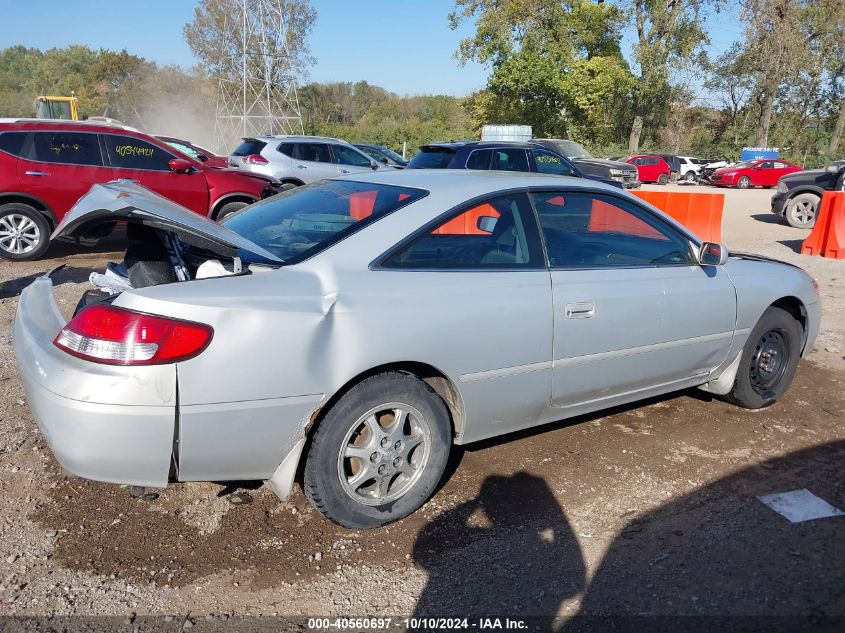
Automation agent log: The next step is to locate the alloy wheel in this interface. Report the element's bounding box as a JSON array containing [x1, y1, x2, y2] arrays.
[[337, 402, 432, 506], [0, 213, 41, 255]]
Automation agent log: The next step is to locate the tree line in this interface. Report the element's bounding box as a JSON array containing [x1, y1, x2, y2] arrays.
[[0, 0, 842, 165]]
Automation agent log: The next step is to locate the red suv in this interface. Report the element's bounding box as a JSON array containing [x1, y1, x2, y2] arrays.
[[0, 120, 281, 260], [626, 155, 671, 184]]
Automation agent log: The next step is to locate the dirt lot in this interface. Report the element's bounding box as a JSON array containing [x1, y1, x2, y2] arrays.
[[0, 185, 842, 628]]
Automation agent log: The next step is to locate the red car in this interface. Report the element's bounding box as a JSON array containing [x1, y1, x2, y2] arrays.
[[625, 155, 671, 184], [710, 159, 802, 189], [155, 135, 229, 169], [0, 120, 280, 260]]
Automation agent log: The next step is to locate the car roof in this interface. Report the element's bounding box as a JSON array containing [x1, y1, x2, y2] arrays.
[[333, 168, 622, 199], [0, 118, 142, 133], [421, 140, 545, 151], [254, 134, 347, 144]]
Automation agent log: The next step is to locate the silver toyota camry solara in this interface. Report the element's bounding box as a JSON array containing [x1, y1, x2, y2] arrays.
[[14, 171, 821, 528]]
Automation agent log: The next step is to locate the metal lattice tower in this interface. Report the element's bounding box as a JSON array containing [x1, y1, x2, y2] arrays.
[[214, 0, 304, 153]]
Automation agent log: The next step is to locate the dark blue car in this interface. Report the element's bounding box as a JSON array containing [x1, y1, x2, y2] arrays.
[[406, 141, 623, 188]]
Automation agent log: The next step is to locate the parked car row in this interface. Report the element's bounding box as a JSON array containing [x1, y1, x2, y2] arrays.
[[0, 118, 282, 260]]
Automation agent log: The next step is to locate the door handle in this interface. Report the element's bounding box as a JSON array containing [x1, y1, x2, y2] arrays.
[[565, 302, 595, 319], [297, 164, 307, 169], [340, 169, 351, 174], [25, 170, 50, 177]]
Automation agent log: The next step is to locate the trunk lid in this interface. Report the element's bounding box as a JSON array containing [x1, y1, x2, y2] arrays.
[[53, 179, 283, 265]]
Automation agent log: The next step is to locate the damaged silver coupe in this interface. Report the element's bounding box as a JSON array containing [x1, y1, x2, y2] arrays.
[[13, 171, 821, 528]]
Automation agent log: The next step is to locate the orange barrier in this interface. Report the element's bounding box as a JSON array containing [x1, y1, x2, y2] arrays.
[[632, 190, 724, 243], [801, 191, 845, 259], [588, 199, 665, 239], [434, 202, 499, 235]]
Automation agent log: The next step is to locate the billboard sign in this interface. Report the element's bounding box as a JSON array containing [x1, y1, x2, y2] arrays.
[[741, 146, 780, 160]]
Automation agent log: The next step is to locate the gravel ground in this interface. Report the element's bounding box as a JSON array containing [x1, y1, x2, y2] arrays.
[[0, 185, 842, 627]]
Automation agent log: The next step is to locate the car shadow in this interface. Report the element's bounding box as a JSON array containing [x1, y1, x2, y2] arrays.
[[751, 213, 784, 225], [410, 442, 845, 632], [778, 239, 806, 254]]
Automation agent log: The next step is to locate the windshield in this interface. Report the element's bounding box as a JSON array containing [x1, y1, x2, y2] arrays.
[[407, 147, 455, 169], [221, 180, 427, 264], [554, 141, 592, 160], [730, 161, 755, 169]]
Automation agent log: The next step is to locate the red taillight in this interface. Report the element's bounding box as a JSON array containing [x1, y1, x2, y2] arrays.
[[244, 153, 268, 165], [53, 304, 213, 366]]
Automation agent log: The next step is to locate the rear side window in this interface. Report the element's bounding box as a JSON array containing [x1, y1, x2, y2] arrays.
[[0, 132, 27, 157], [407, 147, 455, 169], [492, 148, 529, 172], [292, 143, 332, 163], [231, 139, 267, 156], [31, 131, 103, 166], [277, 142, 294, 157], [382, 192, 544, 269], [466, 149, 492, 170], [103, 135, 173, 171]]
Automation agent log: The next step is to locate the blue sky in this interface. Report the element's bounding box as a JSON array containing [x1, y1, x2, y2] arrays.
[[0, 0, 742, 98]]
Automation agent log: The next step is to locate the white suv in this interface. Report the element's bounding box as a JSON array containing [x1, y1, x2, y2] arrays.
[[228, 135, 392, 188], [678, 156, 702, 183]]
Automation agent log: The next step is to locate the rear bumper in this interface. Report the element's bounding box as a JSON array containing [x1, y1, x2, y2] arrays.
[[13, 275, 176, 487]]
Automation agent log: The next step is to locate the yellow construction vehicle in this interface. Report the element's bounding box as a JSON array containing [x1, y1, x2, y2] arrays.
[[35, 94, 79, 120]]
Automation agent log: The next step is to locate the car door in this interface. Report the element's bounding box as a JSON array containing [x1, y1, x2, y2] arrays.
[[102, 133, 209, 215], [530, 189, 736, 410], [752, 161, 774, 187], [290, 142, 339, 183], [331, 143, 377, 175], [379, 191, 553, 443], [771, 161, 794, 186], [17, 130, 114, 218]]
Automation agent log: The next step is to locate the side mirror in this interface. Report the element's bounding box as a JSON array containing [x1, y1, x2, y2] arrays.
[[197, 154, 209, 163], [169, 158, 193, 173], [476, 215, 498, 233], [698, 242, 728, 266], [370, 160, 379, 170]]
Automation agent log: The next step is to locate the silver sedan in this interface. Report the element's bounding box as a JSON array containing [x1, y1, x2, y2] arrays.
[[13, 171, 821, 528]]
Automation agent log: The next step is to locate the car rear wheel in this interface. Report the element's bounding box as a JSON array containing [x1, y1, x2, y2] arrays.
[[0, 203, 51, 261], [785, 193, 819, 229], [684, 171, 697, 183], [303, 371, 452, 528], [724, 306, 802, 410], [657, 174, 669, 185], [737, 176, 751, 189]]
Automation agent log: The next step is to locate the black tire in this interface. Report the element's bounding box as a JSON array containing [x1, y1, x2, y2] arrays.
[[280, 182, 299, 192], [785, 193, 820, 229], [0, 203, 51, 261], [657, 173, 669, 185], [304, 371, 452, 528], [737, 176, 751, 189], [724, 306, 803, 409], [683, 171, 697, 183], [215, 200, 250, 221]]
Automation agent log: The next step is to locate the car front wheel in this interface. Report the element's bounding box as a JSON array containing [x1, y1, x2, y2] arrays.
[[0, 203, 51, 261], [724, 306, 802, 409], [684, 171, 697, 183], [784, 193, 819, 229], [737, 176, 751, 189], [304, 371, 452, 528]]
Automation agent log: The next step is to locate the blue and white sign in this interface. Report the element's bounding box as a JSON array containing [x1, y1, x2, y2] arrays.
[[741, 146, 780, 160]]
